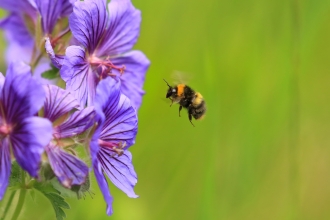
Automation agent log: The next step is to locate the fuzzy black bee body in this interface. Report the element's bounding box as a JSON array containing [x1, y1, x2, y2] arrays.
[[164, 79, 206, 126]]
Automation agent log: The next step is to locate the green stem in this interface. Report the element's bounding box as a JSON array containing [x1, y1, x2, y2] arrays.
[[1, 191, 16, 220], [11, 169, 27, 220], [31, 53, 43, 72], [11, 189, 27, 220]]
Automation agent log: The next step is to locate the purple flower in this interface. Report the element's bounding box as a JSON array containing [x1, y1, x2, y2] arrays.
[[43, 85, 95, 188], [61, 0, 150, 109], [0, 62, 53, 200], [90, 77, 138, 215], [0, 0, 75, 63], [35, 0, 75, 35], [0, 12, 34, 63]]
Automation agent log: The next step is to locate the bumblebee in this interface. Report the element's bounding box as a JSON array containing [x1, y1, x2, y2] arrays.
[[163, 79, 206, 126]]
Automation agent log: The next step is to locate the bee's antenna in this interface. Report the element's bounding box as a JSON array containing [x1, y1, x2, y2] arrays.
[[163, 78, 171, 88]]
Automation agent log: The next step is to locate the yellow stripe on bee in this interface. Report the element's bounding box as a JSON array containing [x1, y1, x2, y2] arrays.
[[196, 114, 205, 120], [177, 84, 185, 97], [193, 92, 203, 106]]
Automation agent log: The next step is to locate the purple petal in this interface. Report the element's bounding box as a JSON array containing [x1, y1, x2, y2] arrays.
[[96, 0, 141, 56], [1, 62, 45, 123], [92, 77, 138, 198], [45, 37, 64, 69], [112, 50, 150, 110], [11, 117, 53, 177], [61, 46, 97, 107], [3, 41, 34, 64], [0, 138, 11, 200], [98, 149, 138, 198], [5, 60, 31, 77], [69, 0, 107, 53], [45, 143, 88, 187], [90, 139, 113, 215], [35, 0, 63, 34], [94, 76, 121, 120], [43, 85, 80, 122], [61, 0, 77, 17], [94, 77, 137, 149], [93, 157, 114, 215], [0, 73, 5, 91], [54, 106, 95, 138], [35, 0, 74, 34], [100, 94, 137, 149], [0, 13, 34, 48], [0, 0, 37, 17]]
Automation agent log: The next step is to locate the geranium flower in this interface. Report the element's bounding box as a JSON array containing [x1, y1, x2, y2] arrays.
[[90, 77, 138, 215], [61, 0, 150, 109], [43, 85, 95, 188], [0, 0, 75, 63], [0, 62, 52, 199]]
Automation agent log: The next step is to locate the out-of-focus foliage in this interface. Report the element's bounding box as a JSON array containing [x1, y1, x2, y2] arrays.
[[1, 0, 330, 219]]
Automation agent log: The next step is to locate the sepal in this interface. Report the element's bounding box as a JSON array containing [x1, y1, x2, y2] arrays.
[[50, 174, 92, 200], [71, 174, 92, 199], [39, 162, 56, 181], [8, 161, 22, 188]]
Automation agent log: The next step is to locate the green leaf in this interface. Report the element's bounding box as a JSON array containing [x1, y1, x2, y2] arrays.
[[34, 182, 70, 220], [41, 66, 59, 79], [29, 189, 36, 202]]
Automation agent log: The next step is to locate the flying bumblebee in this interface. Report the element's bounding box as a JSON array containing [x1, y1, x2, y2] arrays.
[[163, 79, 206, 126]]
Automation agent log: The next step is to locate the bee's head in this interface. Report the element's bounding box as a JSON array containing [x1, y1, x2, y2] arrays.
[[166, 87, 177, 98], [164, 79, 175, 98]]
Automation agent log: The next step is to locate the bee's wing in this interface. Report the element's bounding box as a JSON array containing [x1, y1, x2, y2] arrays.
[[160, 97, 169, 103], [160, 97, 176, 106], [171, 70, 193, 85]]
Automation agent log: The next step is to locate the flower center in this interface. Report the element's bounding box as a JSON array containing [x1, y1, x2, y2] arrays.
[[51, 131, 76, 149], [98, 139, 126, 156], [0, 123, 12, 137], [88, 55, 126, 80]]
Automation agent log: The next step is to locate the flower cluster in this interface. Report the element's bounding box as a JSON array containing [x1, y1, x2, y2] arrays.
[[0, 0, 149, 216]]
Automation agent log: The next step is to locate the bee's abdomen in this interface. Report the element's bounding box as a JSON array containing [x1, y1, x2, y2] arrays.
[[189, 100, 206, 120], [192, 92, 203, 107]]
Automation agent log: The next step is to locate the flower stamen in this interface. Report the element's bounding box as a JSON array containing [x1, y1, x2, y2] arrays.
[[89, 55, 126, 80], [104, 56, 126, 75], [98, 139, 126, 156]]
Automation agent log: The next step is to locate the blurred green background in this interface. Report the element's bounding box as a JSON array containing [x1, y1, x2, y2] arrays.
[[1, 0, 330, 219]]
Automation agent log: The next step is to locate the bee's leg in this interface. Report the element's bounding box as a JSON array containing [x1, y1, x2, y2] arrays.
[[179, 105, 183, 117], [169, 98, 174, 107], [188, 113, 195, 127]]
